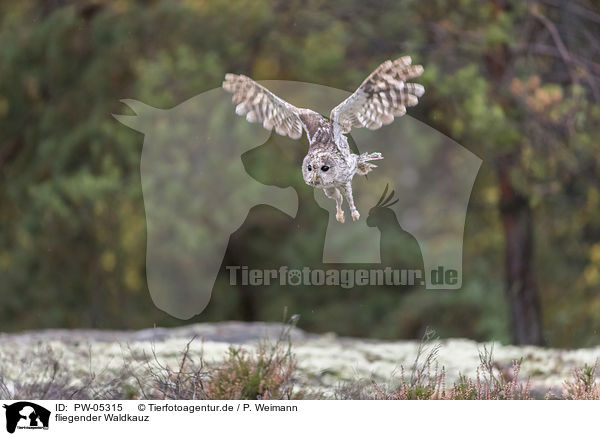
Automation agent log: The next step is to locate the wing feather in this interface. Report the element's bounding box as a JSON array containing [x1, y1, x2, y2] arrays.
[[330, 57, 425, 133], [222, 74, 304, 139]]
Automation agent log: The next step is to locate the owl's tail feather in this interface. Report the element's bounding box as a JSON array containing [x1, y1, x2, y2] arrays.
[[357, 152, 383, 175]]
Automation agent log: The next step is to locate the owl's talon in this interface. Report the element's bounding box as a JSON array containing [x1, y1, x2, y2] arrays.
[[351, 210, 360, 221], [336, 210, 345, 223]]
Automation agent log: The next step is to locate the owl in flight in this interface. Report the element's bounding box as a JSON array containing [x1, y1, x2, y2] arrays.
[[223, 57, 424, 223]]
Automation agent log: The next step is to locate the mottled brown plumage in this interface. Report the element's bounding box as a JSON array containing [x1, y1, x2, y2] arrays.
[[222, 57, 424, 222]]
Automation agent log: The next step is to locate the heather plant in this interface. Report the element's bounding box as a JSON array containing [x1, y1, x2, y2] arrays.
[[132, 338, 210, 400], [447, 346, 531, 400], [550, 362, 600, 400], [133, 316, 302, 400], [204, 343, 297, 399], [203, 315, 301, 399], [447, 360, 531, 400], [371, 327, 446, 399], [339, 334, 532, 400], [365, 358, 531, 400], [371, 364, 445, 400]]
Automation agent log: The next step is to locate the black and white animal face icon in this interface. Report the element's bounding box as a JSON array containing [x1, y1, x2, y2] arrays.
[[3, 402, 50, 434]]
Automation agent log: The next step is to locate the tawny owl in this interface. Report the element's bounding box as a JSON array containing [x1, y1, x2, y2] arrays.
[[222, 57, 424, 223]]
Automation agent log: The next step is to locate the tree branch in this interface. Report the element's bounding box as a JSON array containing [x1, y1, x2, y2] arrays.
[[530, 4, 600, 102]]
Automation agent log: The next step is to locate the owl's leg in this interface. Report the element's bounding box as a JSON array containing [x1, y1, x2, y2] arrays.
[[340, 182, 360, 221], [324, 187, 345, 223]]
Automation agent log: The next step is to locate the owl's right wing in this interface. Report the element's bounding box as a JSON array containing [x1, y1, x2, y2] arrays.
[[223, 73, 311, 140]]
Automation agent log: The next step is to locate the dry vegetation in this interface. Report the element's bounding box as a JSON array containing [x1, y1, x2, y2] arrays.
[[1, 321, 599, 400]]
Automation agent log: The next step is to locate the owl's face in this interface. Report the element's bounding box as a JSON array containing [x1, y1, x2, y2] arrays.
[[302, 150, 342, 188]]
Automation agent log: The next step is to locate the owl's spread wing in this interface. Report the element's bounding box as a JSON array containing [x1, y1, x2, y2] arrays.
[[330, 57, 424, 135], [222, 73, 307, 140]]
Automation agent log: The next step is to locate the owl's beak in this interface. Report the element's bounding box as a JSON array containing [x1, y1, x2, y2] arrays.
[[312, 172, 318, 184]]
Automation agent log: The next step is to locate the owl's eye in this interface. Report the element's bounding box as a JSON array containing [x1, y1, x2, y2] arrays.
[[321, 165, 329, 172], [307, 165, 312, 171]]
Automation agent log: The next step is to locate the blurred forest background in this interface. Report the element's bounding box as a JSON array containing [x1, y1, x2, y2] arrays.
[[1, 0, 599, 347]]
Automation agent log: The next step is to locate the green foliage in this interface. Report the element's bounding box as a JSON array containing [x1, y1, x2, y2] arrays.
[[0, 0, 599, 346]]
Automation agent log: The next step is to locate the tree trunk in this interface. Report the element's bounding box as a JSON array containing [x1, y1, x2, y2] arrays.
[[484, 0, 544, 345], [497, 160, 544, 345]]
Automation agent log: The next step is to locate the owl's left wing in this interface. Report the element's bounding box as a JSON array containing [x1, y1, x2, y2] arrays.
[[330, 57, 424, 136], [223, 73, 306, 140]]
